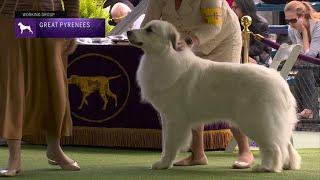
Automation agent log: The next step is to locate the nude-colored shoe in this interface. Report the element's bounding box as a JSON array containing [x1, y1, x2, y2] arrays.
[[48, 159, 80, 171], [48, 159, 59, 165], [0, 169, 21, 177], [232, 160, 254, 169], [174, 156, 208, 166]]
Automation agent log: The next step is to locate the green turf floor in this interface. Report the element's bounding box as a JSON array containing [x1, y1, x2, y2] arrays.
[[0, 145, 319, 180]]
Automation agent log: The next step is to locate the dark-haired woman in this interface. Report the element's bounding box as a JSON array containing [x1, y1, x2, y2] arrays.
[[232, 0, 272, 66]]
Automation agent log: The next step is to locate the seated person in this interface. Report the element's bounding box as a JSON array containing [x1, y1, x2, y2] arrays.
[[284, 1, 320, 119], [104, 0, 141, 25], [261, 0, 317, 28], [106, 1, 144, 30], [108, 2, 132, 25], [232, 0, 272, 65]]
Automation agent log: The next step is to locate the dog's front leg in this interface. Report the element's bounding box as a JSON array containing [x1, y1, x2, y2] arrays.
[[79, 93, 89, 109], [152, 119, 192, 170]]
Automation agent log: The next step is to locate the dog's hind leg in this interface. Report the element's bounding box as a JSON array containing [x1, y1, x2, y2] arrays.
[[107, 91, 118, 107], [253, 143, 283, 173], [283, 143, 301, 170], [151, 118, 192, 170], [99, 90, 109, 110]]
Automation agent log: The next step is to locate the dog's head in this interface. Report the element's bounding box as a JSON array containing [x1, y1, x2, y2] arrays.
[[127, 20, 180, 52], [18, 22, 22, 26], [68, 75, 80, 84]]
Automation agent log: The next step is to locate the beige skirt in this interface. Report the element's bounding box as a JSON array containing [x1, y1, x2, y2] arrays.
[[0, 16, 73, 139]]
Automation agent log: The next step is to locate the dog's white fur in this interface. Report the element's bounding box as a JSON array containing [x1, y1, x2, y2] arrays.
[[18, 22, 33, 34], [127, 20, 301, 172]]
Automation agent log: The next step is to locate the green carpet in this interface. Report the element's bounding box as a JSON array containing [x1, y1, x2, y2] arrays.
[[0, 145, 319, 180]]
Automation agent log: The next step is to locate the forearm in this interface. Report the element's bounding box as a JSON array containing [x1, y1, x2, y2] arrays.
[[301, 27, 310, 53]]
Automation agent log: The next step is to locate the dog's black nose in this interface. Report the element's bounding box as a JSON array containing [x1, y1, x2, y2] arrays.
[[127, 31, 132, 37]]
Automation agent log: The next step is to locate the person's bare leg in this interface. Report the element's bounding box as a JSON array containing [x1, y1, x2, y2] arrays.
[[6, 140, 21, 170], [46, 136, 80, 170], [0, 139, 22, 176], [231, 127, 254, 169], [174, 125, 208, 166]]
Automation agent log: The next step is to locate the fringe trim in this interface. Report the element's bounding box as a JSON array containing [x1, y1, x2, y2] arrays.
[[23, 127, 232, 150]]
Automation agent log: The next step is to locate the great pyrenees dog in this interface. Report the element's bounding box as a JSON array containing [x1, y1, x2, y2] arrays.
[[127, 20, 301, 173]]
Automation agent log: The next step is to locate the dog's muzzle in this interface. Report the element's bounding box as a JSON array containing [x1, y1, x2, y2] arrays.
[[127, 31, 143, 46]]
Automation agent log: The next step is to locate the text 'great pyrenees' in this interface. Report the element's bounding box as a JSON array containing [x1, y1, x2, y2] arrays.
[[127, 20, 300, 173]]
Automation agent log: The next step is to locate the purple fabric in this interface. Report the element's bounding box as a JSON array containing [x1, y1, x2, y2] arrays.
[[261, 38, 320, 65], [68, 44, 229, 130]]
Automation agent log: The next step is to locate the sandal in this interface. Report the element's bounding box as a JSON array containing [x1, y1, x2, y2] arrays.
[[48, 159, 80, 171], [232, 160, 254, 169], [0, 168, 21, 177]]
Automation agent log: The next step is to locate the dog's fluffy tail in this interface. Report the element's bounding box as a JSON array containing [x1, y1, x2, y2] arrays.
[[287, 143, 301, 170]]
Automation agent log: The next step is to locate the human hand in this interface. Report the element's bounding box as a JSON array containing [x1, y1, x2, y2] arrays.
[[63, 39, 78, 56], [249, 57, 257, 64], [295, 18, 306, 32], [176, 40, 191, 51]]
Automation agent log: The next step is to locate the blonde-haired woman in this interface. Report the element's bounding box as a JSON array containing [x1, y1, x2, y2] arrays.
[[0, 0, 80, 176], [284, 1, 320, 119]]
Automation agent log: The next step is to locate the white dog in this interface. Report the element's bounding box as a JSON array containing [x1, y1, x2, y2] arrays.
[[127, 20, 301, 173], [18, 22, 33, 34]]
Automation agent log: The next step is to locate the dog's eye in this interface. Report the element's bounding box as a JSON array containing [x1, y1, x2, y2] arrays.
[[146, 26, 153, 33]]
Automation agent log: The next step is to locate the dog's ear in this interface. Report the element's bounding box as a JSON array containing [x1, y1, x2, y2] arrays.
[[168, 24, 180, 51]]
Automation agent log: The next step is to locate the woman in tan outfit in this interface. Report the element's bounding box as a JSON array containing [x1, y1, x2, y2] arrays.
[[142, 0, 254, 169], [0, 0, 80, 176]]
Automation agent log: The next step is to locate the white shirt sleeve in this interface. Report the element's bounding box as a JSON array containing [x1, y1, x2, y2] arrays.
[[193, 0, 224, 46]]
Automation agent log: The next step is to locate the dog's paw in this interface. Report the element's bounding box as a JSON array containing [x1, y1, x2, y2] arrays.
[[252, 165, 270, 172], [151, 160, 172, 170], [252, 165, 281, 173], [282, 163, 290, 170]]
